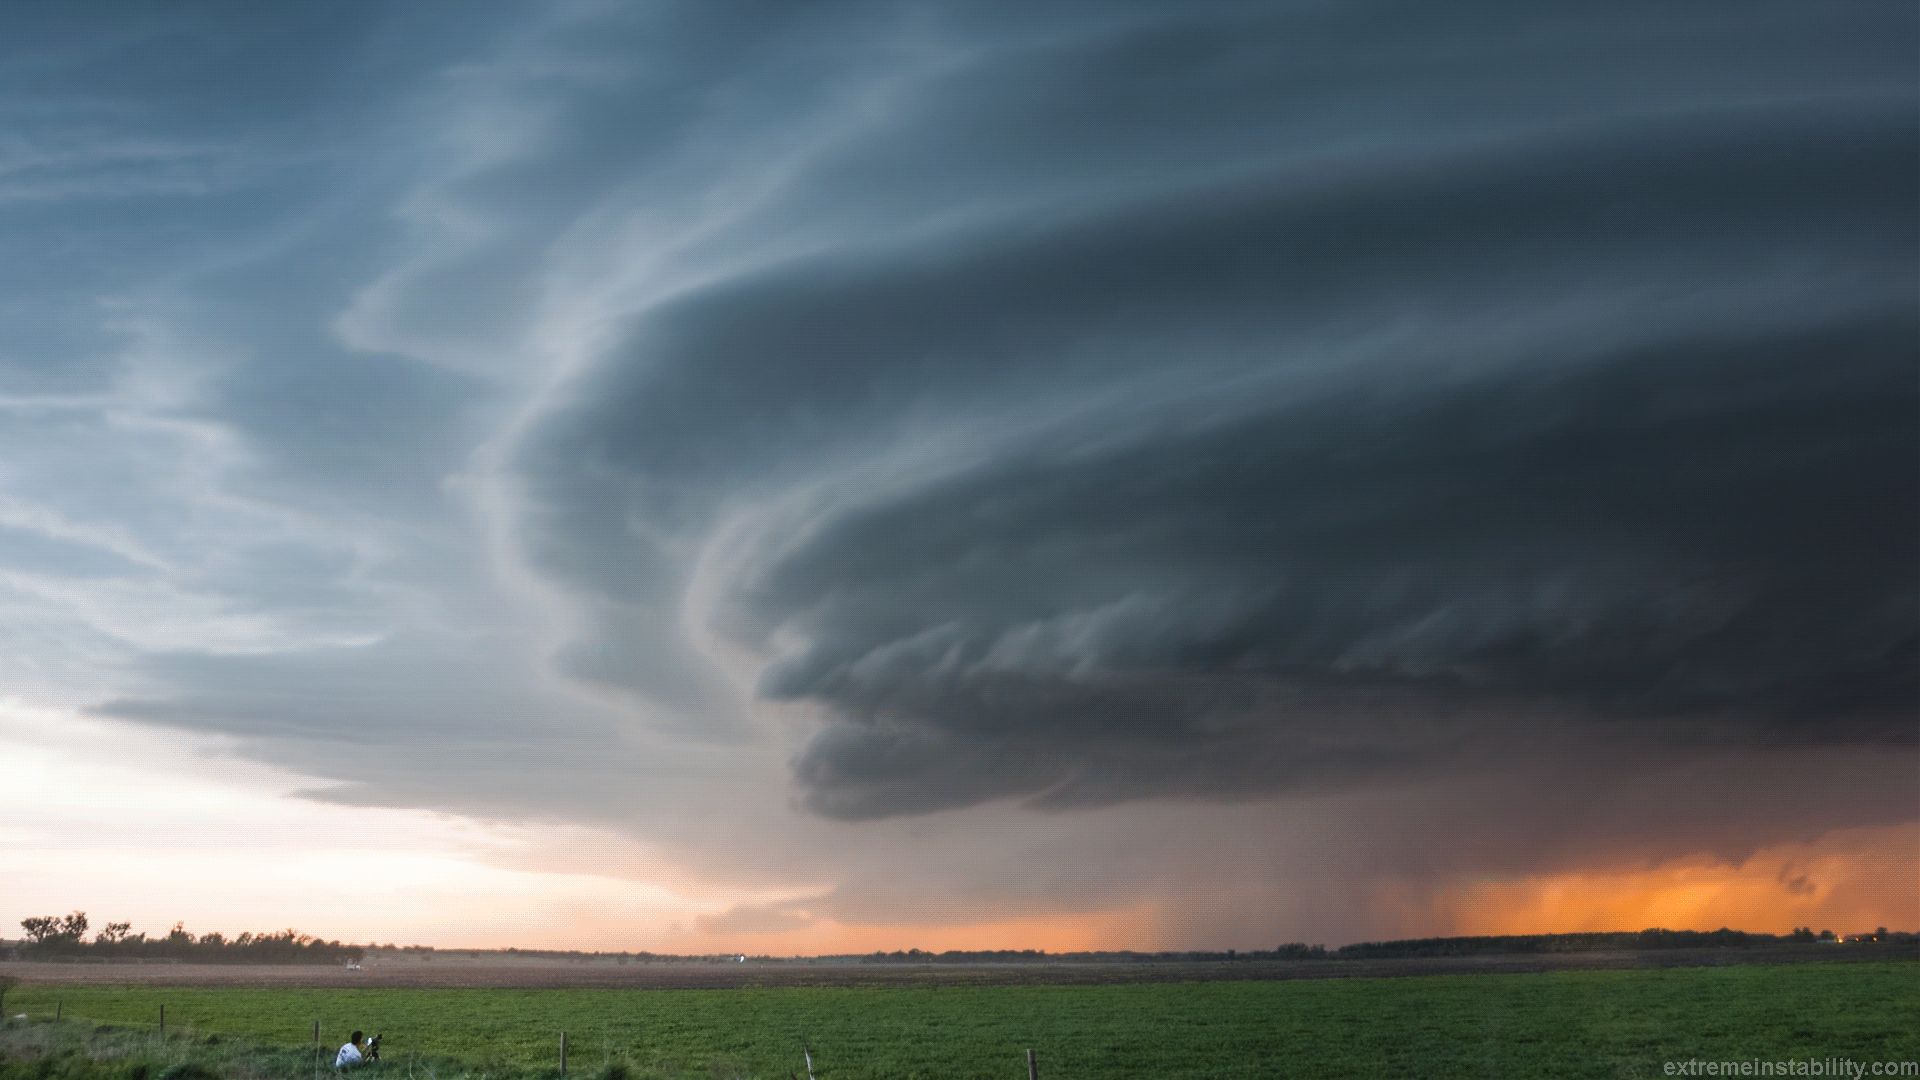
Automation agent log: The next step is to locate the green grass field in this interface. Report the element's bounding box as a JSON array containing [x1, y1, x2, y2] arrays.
[[6, 962, 1917, 1079]]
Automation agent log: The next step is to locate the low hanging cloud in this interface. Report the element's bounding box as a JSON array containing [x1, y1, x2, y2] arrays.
[[754, 312, 1917, 818], [515, 1, 1919, 820]]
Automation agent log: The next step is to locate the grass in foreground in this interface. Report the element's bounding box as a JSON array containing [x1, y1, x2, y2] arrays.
[[5, 961, 1917, 1079], [0, 1019, 553, 1080]]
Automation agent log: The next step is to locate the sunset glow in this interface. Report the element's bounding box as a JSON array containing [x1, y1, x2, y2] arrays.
[[1405, 824, 1920, 942]]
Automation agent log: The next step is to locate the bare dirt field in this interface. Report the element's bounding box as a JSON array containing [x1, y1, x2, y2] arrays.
[[3, 942, 1909, 990]]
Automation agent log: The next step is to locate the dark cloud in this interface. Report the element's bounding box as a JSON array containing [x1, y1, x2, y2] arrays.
[[764, 313, 1917, 817], [530, 100, 1913, 507], [512, 1, 1918, 820]]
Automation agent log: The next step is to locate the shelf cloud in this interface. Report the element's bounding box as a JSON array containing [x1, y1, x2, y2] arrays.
[[2, 0, 1913, 946]]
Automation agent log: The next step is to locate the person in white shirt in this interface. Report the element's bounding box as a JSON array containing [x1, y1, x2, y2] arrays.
[[335, 1031, 366, 1069]]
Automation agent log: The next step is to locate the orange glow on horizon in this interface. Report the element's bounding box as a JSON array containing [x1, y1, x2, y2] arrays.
[[658, 909, 1165, 958], [1391, 822, 1920, 940]]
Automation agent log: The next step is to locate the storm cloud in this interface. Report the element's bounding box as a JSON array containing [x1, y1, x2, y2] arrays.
[[4, 0, 1914, 945], [511, 1, 1919, 818]]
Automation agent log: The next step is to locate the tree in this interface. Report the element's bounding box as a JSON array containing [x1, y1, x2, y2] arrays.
[[96, 922, 132, 945], [19, 912, 86, 953], [58, 911, 88, 942]]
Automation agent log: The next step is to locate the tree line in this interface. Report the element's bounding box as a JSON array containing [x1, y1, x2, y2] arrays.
[[837, 928, 1914, 964], [841, 944, 1333, 964], [14, 911, 363, 964]]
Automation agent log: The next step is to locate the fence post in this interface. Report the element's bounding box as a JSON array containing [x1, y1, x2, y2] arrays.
[[559, 1030, 568, 1075], [1027, 1048, 1039, 1080], [55, 1001, 61, 1022], [159, 1004, 165, 1038]]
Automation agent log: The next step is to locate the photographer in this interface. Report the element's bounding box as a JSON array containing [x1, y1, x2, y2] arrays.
[[334, 1031, 367, 1070]]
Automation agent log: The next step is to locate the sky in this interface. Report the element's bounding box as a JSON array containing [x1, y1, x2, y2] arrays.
[[1, 1, 1916, 954]]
